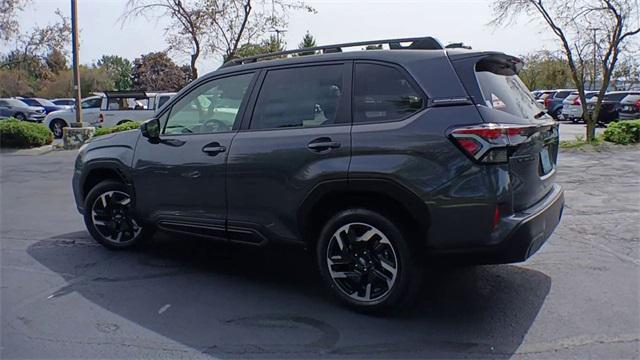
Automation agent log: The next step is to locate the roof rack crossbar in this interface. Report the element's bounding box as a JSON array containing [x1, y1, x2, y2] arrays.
[[221, 36, 443, 68]]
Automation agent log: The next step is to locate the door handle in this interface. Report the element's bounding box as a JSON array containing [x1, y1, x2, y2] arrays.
[[202, 143, 226, 155], [307, 137, 341, 152]]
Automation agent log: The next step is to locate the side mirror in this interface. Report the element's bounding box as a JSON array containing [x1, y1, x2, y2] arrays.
[[140, 117, 160, 140]]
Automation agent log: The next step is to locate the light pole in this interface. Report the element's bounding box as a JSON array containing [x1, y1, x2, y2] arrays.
[[587, 27, 600, 91], [71, 0, 82, 126]]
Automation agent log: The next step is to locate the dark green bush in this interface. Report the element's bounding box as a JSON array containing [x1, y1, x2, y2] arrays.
[[603, 119, 640, 145], [0, 119, 53, 148], [94, 121, 141, 137]]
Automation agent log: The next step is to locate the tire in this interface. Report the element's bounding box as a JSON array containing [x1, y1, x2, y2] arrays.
[[551, 108, 562, 120], [49, 119, 67, 138], [83, 180, 152, 250], [316, 208, 422, 313], [14, 112, 26, 121]]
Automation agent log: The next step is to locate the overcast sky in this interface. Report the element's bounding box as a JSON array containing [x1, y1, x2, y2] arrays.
[[21, 0, 559, 75]]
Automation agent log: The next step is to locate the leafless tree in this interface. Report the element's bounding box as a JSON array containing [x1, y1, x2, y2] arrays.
[[121, 0, 314, 78], [491, 0, 640, 141], [0, 0, 30, 42]]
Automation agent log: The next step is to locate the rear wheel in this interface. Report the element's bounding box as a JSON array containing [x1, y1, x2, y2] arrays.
[[14, 112, 26, 121], [316, 208, 422, 312], [84, 180, 151, 249], [49, 119, 67, 138]]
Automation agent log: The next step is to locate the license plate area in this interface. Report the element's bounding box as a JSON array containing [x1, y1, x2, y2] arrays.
[[539, 146, 554, 176]]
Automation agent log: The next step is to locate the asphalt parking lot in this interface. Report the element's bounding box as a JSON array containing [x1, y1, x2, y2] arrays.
[[1, 141, 639, 358]]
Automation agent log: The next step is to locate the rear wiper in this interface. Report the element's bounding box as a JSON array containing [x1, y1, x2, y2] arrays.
[[534, 110, 548, 119]]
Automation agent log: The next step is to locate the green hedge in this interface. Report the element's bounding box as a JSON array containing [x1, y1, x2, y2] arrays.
[[0, 119, 53, 148], [603, 119, 640, 145], [94, 121, 141, 137]]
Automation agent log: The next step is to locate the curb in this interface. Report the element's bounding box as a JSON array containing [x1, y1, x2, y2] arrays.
[[0, 145, 55, 156]]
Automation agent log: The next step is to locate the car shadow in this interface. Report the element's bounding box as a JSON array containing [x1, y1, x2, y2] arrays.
[[27, 231, 551, 358]]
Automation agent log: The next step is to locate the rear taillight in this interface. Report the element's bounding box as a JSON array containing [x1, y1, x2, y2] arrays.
[[450, 123, 541, 163], [572, 97, 581, 105], [544, 97, 552, 108], [635, 99, 640, 109]]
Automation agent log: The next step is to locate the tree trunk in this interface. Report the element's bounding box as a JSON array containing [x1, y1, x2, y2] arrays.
[[190, 53, 198, 80], [586, 120, 597, 141]]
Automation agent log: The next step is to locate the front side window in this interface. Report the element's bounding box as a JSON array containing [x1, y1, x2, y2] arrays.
[[106, 97, 150, 110], [163, 72, 253, 135], [250, 65, 345, 130], [353, 63, 424, 123], [81, 98, 102, 109]]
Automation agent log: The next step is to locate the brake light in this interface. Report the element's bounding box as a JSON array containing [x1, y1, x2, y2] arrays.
[[635, 99, 640, 109], [544, 97, 552, 108], [450, 123, 540, 163], [572, 97, 581, 105], [492, 206, 501, 229]]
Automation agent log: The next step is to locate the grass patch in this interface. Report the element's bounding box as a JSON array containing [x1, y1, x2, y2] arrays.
[[559, 135, 604, 149]]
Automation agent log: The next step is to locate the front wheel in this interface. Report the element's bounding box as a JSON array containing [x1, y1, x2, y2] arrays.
[[83, 180, 151, 250], [14, 113, 26, 121], [316, 208, 422, 312], [49, 119, 67, 138]]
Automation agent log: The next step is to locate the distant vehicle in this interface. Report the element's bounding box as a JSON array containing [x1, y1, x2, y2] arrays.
[[535, 90, 555, 105], [96, 91, 175, 128], [0, 98, 46, 122], [586, 91, 640, 124], [51, 98, 75, 107], [561, 91, 598, 123], [19, 98, 67, 114], [543, 89, 576, 119], [618, 94, 640, 120], [43, 96, 103, 138]]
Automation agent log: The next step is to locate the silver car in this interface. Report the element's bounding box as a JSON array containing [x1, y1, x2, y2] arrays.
[[0, 98, 46, 122], [561, 91, 598, 123]]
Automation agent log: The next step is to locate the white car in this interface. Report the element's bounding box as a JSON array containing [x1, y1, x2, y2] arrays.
[[44, 96, 103, 138], [95, 91, 175, 128], [561, 91, 598, 123]]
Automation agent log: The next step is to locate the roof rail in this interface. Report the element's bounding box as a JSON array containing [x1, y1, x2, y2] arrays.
[[220, 36, 444, 68]]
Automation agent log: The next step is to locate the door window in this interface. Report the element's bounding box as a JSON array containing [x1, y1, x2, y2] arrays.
[[81, 98, 102, 109], [163, 73, 253, 135], [353, 63, 424, 123], [250, 65, 345, 130]]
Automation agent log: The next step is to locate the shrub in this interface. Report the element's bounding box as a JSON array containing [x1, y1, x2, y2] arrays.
[[94, 121, 141, 137], [0, 119, 53, 148], [603, 120, 640, 145]]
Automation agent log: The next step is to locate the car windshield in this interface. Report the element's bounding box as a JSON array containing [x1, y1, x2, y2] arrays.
[[36, 98, 56, 106], [475, 70, 542, 119], [8, 99, 28, 107]]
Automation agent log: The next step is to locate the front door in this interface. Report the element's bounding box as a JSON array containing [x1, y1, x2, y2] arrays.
[[132, 72, 256, 239], [226, 63, 352, 245]]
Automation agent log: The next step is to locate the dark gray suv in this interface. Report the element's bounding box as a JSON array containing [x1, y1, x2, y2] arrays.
[[73, 37, 564, 312]]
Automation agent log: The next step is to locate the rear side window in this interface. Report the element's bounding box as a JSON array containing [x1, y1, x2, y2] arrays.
[[555, 91, 573, 98], [353, 63, 424, 123], [250, 64, 345, 130], [603, 93, 631, 102], [475, 70, 541, 119]]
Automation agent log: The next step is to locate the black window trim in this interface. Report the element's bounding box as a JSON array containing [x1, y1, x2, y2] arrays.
[[240, 61, 352, 132], [157, 70, 258, 137], [351, 60, 427, 126]]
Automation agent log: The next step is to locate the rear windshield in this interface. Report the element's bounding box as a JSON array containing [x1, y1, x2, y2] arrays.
[[621, 94, 640, 104], [603, 93, 634, 102], [476, 71, 542, 120], [555, 91, 573, 99]]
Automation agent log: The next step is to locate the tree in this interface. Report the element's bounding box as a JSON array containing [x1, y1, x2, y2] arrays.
[[121, 0, 315, 73], [0, 0, 29, 43], [519, 51, 573, 90], [491, 0, 640, 141], [46, 49, 67, 74], [131, 52, 191, 91], [96, 55, 133, 90], [0, 69, 34, 97], [299, 30, 316, 48], [233, 35, 285, 59], [611, 56, 640, 90]]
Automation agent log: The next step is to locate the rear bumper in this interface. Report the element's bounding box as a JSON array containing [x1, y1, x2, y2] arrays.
[[619, 112, 640, 120], [430, 184, 564, 265]]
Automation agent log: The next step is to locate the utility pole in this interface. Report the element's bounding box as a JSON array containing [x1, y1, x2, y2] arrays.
[[270, 28, 287, 46], [71, 0, 82, 126]]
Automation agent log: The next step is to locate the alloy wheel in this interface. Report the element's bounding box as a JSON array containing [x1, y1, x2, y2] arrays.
[[326, 222, 399, 302], [51, 120, 64, 138], [91, 190, 142, 245]]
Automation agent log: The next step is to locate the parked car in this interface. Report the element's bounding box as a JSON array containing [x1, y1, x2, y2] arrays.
[[535, 90, 555, 105], [43, 96, 103, 138], [0, 98, 46, 122], [19, 97, 67, 114], [561, 91, 598, 123], [543, 89, 575, 119], [618, 94, 640, 120], [51, 98, 75, 107], [586, 91, 640, 124], [95, 91, 175, 128], [72, 37, 564, 312]]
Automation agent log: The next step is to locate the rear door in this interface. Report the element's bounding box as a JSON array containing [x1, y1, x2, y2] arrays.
[[226, 62, 351, 245]]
